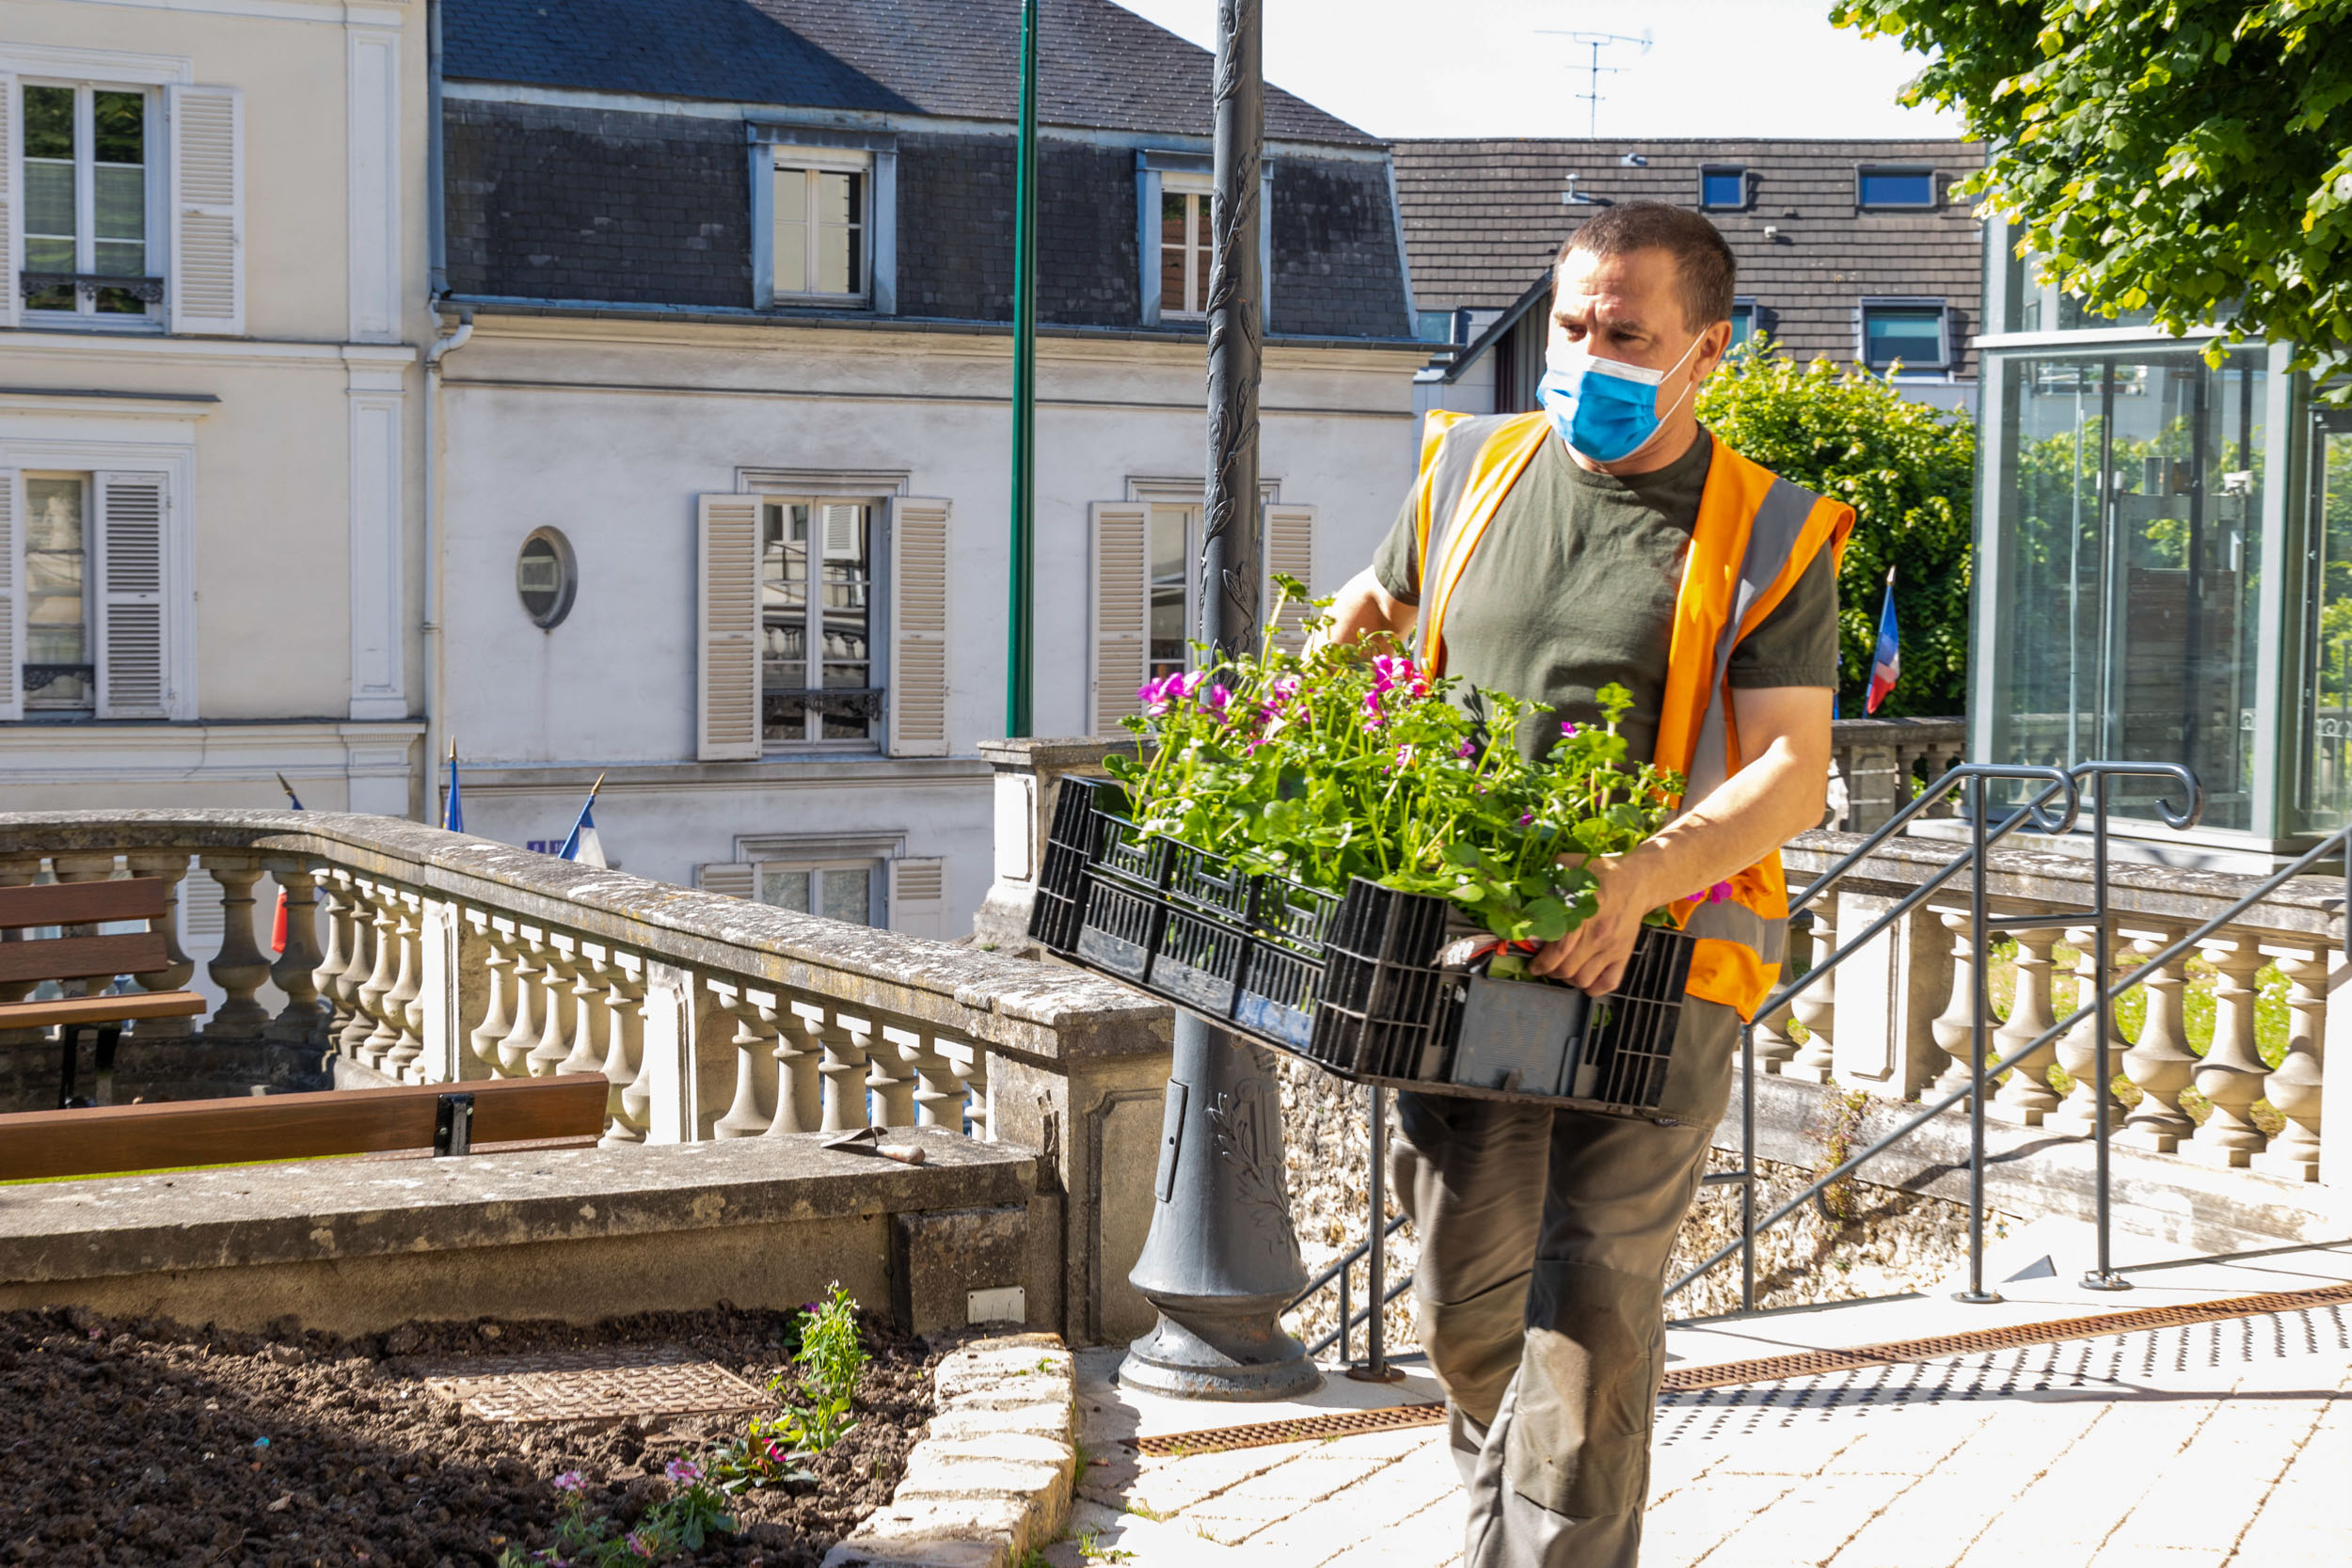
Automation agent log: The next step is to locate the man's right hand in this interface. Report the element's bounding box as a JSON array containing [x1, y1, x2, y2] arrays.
[[1318, 566, 1418, 651]]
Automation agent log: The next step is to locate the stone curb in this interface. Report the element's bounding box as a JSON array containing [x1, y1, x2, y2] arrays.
[[823, 1332, 1076, 1568]]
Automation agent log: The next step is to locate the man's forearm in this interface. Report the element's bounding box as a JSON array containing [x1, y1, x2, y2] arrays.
[[1612, 736, 1826, 912]]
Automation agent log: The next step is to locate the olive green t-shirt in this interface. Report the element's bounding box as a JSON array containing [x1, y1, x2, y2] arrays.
[[1372, 427, 1839, 766]]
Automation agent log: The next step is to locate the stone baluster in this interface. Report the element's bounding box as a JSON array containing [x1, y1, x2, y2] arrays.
[[199, 855, 273, 1038], [2119, 929, 2198, 1152], [384, 893, 427, 1081], [959, 1044, 993, 1140], [311, 873, 355, 1038], [263, 859, 331, 1044], [819, 1010, 874, 1132], [1931, 910, 1983, 1097], [1783, 909, 1836, 1084], [910, 1030, 972, 1132], [0, 856, 44, 1045], [767, 1001, 824, 1136], [868, 1022, 918, 1128], [496, 927, 547, 1076], [1991, 927, 2064, 1123], [357, 883, 405, 1069], [2186, 939, 2269, 1167], [712, 984, 777, 1139], [592, 948, 648, 1146], [336, 879, 382, 1059], [2252, 949, 2324, 1181], [469, 920, 518, 1076], [526, 939, 578, 1077], [558, 944, 608, 1078], [2050, 924, 2129, 1136], [123, 850, 198, 997]]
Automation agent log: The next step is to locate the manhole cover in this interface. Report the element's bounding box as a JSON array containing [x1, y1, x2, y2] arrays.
[[418, 1347, 769, 1426]]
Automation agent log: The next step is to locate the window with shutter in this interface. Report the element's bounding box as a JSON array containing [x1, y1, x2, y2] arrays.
[[0, 470, 19, 721], [694, 863, 755, 900], [1089, 501, 1149, 735], [95, 470, 167, 719], [1263, 502, 1316, 657], [167, 84, 242, 335], [0, 76, 17, 331], [888, 857, 946, 939], [887, 497, 950, 757], [696, 493, 761, 761]]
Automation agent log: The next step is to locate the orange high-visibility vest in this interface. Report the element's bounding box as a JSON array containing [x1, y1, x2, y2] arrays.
[[1408, 409, 1854, 1020]]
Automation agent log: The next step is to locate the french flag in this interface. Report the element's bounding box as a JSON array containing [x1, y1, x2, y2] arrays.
[[559, 772, 609, 869], [1866, 568, 1900, 715]]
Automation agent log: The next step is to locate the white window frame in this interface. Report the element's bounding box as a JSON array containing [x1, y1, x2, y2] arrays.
[[755, 142, 874, 309], [1136, 150, 1272, 329], [14, 77, 167, 332], [17, 471, 93, 710], [0, 433, 194, 721], [755, 854, 884, 928], [1156, 170, 1215, 321], [1855, 296, 1954, 372], [755, 491, 886, 753]]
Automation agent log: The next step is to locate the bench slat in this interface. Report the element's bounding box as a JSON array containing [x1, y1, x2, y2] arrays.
[[0, 990, 207, 1028], [0, 1075, 612, 1182], [0, 932, 168, 986], [0, 879, 170, 930]]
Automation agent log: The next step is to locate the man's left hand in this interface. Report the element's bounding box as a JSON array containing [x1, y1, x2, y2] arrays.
[[1527, 855, 1660, 996]]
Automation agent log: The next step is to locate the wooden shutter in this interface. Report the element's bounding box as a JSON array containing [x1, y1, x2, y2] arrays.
[[0, 471, 19, 722], [168, 86, 244, 336], [695, 863, 755, 899], [888, 857, 946, 940], [0, 76, 18, 331], [1089, 501, 1148, 735], [1263, 502, 1316, 657], [696, 493, 761, 761], [887, 497, 950, 757], [95, 472, 169, 720]]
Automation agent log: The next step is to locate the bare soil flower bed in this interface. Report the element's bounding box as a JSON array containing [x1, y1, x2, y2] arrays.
[[0, 1303, 939, 1568]]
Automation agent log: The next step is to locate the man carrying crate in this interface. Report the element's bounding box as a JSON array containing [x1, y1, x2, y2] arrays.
[[1326, 201, 1850, 1567]]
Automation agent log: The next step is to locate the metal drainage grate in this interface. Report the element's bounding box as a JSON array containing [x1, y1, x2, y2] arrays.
[[420, 1347, 769, 1426], [1661, 1282, 2352, 1392], [1129, 1402, 1447, 1458]]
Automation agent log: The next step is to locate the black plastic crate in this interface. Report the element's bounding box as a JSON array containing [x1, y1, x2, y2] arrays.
[[1029, 776, 1696, 1115]]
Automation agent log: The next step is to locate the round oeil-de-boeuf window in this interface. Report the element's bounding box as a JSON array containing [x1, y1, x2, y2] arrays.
[[516, 529, 577, 628]]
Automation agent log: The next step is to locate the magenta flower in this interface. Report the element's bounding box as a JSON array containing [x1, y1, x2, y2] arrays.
[[551, 1470, 584, 1494], [1560, 721, 1581, 737], [1517, 812, 1534, 826], [665, 1458, 703, 1484], [1692, 880, 1736, 905], [1455, 739, 1476, 759], [628, 1531, 655, 1556]]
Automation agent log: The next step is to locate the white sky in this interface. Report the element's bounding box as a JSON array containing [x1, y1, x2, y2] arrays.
[[1113, 0, 1965, 141]]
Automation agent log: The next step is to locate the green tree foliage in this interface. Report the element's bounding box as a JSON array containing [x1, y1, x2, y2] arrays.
[[1832, 0, 2352, 389], [1695, 341, 1977, 717]]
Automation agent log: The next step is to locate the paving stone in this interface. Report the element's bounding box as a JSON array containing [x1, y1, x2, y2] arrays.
[[1825, 1466, 1996, 1568], [1244, 1451, 1474, 1567], [926, 1400, 1075, 1445], [1701, 1474, 1905, 1567], [1642, 1474, 1803, 1565], [1197, 1451, 1395, 1508]]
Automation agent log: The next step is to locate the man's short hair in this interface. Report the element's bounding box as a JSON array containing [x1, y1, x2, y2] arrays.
[[1554, 202, 1738, 329]]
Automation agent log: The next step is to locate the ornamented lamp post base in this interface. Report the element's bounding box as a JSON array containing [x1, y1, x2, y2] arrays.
[[1120, 1014, 1320, 1401]]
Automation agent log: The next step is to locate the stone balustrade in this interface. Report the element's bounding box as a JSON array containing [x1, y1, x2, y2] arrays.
[[0, 809, 1174, 1345], [1827, 717, 1966, 833], [1783, 828, 2349, 1191]]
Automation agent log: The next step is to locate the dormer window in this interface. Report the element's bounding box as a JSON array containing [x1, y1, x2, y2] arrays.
[[771, 149, 869, 305]]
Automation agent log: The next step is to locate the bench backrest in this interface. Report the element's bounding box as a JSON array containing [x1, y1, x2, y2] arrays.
[[0, 1073, 612, 1182], [0, 878, 170, 985]]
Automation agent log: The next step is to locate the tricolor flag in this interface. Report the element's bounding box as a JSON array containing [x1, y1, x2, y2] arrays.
[[443, 738, 465, 833], [559, 772, 608, 869], [1865, 568, 1900, 715], [272, 773, 303, 955]]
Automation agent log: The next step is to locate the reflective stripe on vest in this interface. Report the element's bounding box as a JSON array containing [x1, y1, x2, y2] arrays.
[[1408, 408, 1854, 1020]]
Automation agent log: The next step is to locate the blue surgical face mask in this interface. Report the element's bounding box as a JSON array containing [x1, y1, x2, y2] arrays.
[[1535, 333, 1706, 465]]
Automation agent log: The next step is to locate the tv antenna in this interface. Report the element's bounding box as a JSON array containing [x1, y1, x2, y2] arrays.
[[1538, 28, 1652, 137]]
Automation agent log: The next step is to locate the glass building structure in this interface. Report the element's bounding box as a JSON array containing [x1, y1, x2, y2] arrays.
[[1975, 218, 2351, 859]]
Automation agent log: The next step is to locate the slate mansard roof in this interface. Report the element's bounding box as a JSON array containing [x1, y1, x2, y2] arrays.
[[445, 0, 1378, 146], [1393, 138, 1986, 374]]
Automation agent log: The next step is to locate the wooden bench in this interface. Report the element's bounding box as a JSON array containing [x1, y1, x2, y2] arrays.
[[0, 1073, 613, 1182], [0, 877, 207, 1109]]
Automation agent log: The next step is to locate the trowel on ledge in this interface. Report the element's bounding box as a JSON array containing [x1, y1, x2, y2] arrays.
[[822, 1126, 927, 1164]]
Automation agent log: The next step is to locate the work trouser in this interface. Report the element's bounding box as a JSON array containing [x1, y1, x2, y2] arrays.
[[1393, 995, 1740, 1568]]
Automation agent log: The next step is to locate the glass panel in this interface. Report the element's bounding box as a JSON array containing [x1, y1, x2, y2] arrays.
[[1729, 306, 1753, 349], [25, 160, 75, 245], [1864, 309, 1943, 368], [819, 866, 871, 927], [1701, 169, 1742, 208], [818, 502, 870, 737], [1990, 349, 2267, 830], [1161, 191, 1188, 313], [815, 171, 861, 294], [23, 85, 72, 159], [92, 90, 142, 165], [762, 503, 811, 740], [1195, 196, 1213, 302], [759, 868, 811, 913], [1858, 168, 1934, 207], [24, 477, 91, 709], [1149, 503, 1189, 680], [773, 167, 807, 294], [2296, 410, 2352, 830]]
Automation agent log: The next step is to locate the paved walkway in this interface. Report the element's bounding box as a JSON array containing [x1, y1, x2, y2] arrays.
[[1054, 1231, 2352, 1568]]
